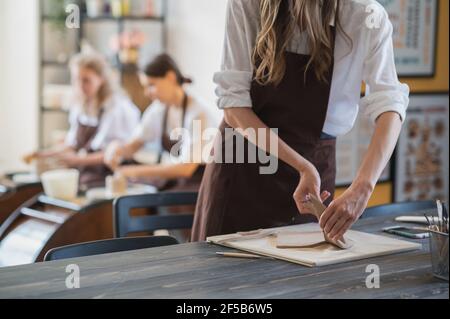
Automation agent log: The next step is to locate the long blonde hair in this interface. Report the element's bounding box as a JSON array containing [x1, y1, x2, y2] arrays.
[[69, 53, 116, 116], [253, 0, 348, 85]]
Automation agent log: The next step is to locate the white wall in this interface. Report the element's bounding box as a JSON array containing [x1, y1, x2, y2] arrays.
[[0, 0, 39, 174], [166, 0, 228, 119]]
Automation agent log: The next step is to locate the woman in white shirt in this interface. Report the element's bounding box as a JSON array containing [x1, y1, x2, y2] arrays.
[[28, 53, 140, 187], [191, 0, 410, 241], [105, 54, 219, 191]]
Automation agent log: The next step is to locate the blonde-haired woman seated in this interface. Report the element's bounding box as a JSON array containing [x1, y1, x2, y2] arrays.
[[27, 53, 140, 188]]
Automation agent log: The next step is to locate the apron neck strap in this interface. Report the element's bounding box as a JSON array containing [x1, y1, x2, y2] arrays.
[[158, 92, 189, 163], [162, 91, 188, 133]]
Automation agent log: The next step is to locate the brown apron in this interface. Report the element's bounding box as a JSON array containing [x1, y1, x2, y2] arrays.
[[148, 92, 205, 192], [75, 108, 113, 189], [152, 93, 206, 243], [191, 26, 338, 241]]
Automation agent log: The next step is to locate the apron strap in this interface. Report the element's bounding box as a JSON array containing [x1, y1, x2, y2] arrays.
[[76, 106, 106, 153], [157, 92, 188, 164]]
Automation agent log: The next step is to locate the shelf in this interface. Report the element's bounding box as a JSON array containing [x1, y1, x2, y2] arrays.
[[42, 15, 164, 22], [42, 61, 68, 67], [40, 106, 69, 114], [41, 15, 66, 21], [82, 15, 164, 22], [39, 0, 167, 148]]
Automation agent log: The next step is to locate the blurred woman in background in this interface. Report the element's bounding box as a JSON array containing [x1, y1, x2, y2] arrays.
[[105, 54, 219, 192], [26, 53, 141, 188]]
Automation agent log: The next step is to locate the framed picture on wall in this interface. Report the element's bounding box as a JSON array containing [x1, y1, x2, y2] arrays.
[[377, 0, 439, 77], [394, 93, 449, 202]]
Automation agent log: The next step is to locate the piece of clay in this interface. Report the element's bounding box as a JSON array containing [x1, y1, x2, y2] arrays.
[[304, 194, 353, 249], [276, 231, 328, 248], [324, 232, 353, 249]]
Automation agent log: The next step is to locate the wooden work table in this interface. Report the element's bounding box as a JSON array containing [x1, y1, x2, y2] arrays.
[[0, 210, 448, 299], [0, 176, 43, 225], [0, 194, 113, 267]]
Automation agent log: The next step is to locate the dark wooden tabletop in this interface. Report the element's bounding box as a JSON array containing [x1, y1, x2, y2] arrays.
[[0, 210, 448, 299]]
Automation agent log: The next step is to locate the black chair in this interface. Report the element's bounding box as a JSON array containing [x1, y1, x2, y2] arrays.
[[361, 200, 436, 219], [44, 236, 179, 261], [113, 192, 198, 238]]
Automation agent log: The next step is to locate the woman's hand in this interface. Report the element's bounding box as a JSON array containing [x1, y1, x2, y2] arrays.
[[116, 165, 141, 179], [319, 181, 373, 241], [104, 141, 124, 170], [294, 163, 331, 215], [23, 152, 39, 165], [57, 152, 80, 167]]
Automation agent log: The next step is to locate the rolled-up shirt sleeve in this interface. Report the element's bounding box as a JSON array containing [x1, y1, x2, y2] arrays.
[[213, 0, 255, 109], [360, 5, 410, 124]]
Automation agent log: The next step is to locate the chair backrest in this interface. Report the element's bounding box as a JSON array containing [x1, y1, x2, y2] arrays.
[[44, 236, 179, 261], [361, 200, 436, 219], [113, 192, 198, 238]]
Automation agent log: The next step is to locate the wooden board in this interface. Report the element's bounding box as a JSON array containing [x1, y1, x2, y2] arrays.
[[207, 223, 422, 267]]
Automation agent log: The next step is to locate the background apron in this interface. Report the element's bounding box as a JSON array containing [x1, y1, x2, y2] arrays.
[[147, 94, 206, 243], [75, 108, 113, 189], [143, 93, 205, 192], [192, 26, 337, 241]]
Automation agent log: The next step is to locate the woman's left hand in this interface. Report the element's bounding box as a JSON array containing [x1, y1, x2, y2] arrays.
[[116, 166, 140, 179], [57, 153, 80, 167], [319, 182, 373, 241]]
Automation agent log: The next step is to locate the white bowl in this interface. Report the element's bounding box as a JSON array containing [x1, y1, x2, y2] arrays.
[[40, 169, 80, 200]]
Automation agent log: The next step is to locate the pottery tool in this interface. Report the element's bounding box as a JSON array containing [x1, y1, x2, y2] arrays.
[[394, 216, 431, 225], [437, 200, 443, 232], [216, 252, 271, 259], [425, 201, 449, 281], [424, 201, 449, 235], [410, 227, 448, 237]]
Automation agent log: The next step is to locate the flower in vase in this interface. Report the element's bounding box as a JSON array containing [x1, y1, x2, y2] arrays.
[[110, 30, 147, 65]]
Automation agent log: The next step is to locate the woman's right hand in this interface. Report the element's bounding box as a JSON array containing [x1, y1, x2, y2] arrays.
[[23, 152, 39, 165], [293, 162, 330, 216], [104, 141, 124, 170]]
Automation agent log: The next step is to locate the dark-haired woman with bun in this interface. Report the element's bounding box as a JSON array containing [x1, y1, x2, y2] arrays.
[[105, 54, 219, 191]]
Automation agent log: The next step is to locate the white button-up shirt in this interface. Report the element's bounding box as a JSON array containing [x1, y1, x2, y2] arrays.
[[133, 93, 220, 164], [65, 94, 141, 151], [214, 0, 410, 136]]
